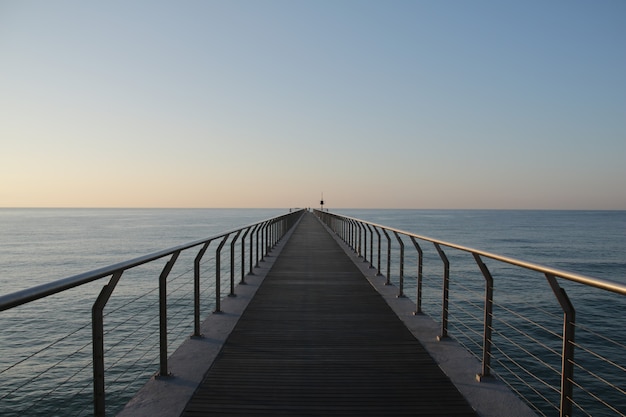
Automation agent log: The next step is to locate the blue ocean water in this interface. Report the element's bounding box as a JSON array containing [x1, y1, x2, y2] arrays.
[[1, 209, 625, 416]]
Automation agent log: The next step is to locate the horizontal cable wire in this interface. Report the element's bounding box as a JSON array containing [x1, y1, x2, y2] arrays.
[[0, 319, 91, 377], [572, 360, 626, 397], [490, 350, 556, 417], [571, 340, 626, 373], [0, 327, 92, 401], [491, 339, 559, 395], [569, 376, 625, 416], [491, 313, 562, 361], [492, 326, 561, 380], [493, 301, 563, 343], [19, 339, 92, 413], [492, 345, 559, 414]]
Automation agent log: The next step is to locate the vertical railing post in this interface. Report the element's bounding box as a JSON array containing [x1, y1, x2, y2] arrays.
[[159, 251, 180, 377], [433, 242, 449, 340], [361, 223, 372, 262], [255, 222, 262, 267], [348, 219, 354, 250], [473, 253, 494, 380], [382, 228, 391, 285], [374, 226, 382, 276], [229, 229, 242, 297], [250, 224, 259, 273], [275, 217, 281, 244], [366, 224, 374, 268], [194, 241, 211, 337], [273, 217, 277, 244], [336, 215, 341, 240], [259, 222, 265, 262], [338, 217, 348, 243], [394, 232, 405, 298], [357, 222, 363, 258], [214, 234, 229, 313], [265, 220, 272, 255], [240, 227, 251, 284], [545, 273, 576, 417], [92, 271, 123, 417], [267, 220, 272, 253], [410, 237, 423, 315], [260, 221, 269, 262]]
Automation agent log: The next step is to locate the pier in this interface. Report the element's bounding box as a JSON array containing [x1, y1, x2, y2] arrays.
[[183, 212, 475, 416], [2, 209, 625, 417], [120, 212, 531, 417]]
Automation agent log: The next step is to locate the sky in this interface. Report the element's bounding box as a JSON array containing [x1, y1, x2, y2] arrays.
[[1, 1, 624, 209]]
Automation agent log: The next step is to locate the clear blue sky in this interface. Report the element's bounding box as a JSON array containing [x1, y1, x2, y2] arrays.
[[1, 1, 624, 209]]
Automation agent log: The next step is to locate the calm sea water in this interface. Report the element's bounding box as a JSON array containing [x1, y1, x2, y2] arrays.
[[1, 208, 625, 416]]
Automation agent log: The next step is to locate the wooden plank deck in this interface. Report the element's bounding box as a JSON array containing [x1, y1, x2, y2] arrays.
[[180, 212, 478, 416]]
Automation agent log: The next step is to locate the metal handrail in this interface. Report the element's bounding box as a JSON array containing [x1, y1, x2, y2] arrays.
[[314, 209, 626, 417], [315, 211, 626, 296], [0, 212, 305, 312], [0, 209, 304, 417]]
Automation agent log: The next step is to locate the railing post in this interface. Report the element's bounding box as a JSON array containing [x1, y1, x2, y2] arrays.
[[229, 229, 242, 297], [357, 222, 363, 258], [473, 253, 494, 380], [360, 223, 372, 264], [267, 219, 273, 252], [214, 234, 229, 313], [250, 223, 258, 274], [352, 220, 358, 252], [277, 217, 282, 241], [366, 224, 374, 268], [382, 228, 391, 285], [545, 273, 576, 417], [433, 242, 450, 340], [159, 251, 180, 377], [255, 222, 262, 267], [264, 220, 271, 256], [260, 221, 269, 262], [194, 242, 211, 337], [240, 227, 251, 284], [374, 226, 382, 276], [338, 217, 348, 243], [274, 217, 278, 244], [92, 271, 123, 417], [393, 232, 405, 298], [410, 237, 423, 314], [349, 219, 356, 251]]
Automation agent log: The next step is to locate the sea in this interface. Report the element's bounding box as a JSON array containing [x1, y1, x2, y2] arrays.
[[0, 208, 624, 416]]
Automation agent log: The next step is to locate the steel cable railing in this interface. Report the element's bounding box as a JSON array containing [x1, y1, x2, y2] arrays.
[[0, 209, 304, 417], [315, 209, 626, 417]]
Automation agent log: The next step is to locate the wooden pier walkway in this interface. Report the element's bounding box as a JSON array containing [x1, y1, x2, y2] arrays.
[[180, 212, 478, 416]]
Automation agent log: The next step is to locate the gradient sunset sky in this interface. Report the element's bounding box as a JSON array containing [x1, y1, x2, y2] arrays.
[[1, 1, 624, 209]]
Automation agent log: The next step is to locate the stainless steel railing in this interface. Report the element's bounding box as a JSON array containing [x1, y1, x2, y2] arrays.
[[315, 209, 626, 417], [0, 209, 304, 417]]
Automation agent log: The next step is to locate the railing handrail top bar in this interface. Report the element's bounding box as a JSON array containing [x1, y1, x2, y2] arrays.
[[316, 209, 626, 296], [0, 210, 303, 312]]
